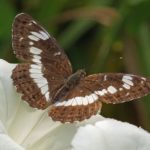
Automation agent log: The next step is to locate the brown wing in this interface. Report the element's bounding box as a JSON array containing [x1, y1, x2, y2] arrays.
[[11, 13, 72, 109], [49, 73, 150, 123], [83, 73, 150, 104], [49, 81, 102, 123]]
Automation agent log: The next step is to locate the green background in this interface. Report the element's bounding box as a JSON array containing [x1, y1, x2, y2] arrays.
[[1, 0, 150, 130]]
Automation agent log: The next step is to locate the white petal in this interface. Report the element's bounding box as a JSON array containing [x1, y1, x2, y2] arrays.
[[26, 115, 103, 150], [0, 133, 24, 150], [0, 80, 7, 123], [71, 119, 150, 150], [0, 59, 20, 127], [0, 120, 24, 150]]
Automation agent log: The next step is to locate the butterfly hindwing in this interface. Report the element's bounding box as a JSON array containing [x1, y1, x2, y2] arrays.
[[49, 81, 102, 123], [12, 13, 72, 109]]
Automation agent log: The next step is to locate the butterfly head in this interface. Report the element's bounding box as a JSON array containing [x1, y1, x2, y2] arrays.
[[76, 69, 86, 78]]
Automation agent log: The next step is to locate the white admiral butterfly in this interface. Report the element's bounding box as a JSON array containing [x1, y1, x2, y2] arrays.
[[11, 13, 150, 123]]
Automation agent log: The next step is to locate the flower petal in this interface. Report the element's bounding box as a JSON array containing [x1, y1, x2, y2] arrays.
[[0, 120, 24, 150], [0, 133, 25, 150], [71, 118, 150, 150], [0, 80, 7, 123], [0, 59, 19, 128], [25, 115, 103, 150], [7, 106, 103, 149]]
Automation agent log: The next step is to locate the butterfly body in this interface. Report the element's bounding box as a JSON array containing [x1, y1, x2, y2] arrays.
[[53, 69, 86, 103], [11, 13, 150, 123], [63, 69, 86, 89]]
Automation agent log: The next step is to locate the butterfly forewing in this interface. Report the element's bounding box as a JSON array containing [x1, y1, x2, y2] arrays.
[[83, 73, 150, 104], [12, 13, 72, 109], [12, 13, 72, 76]]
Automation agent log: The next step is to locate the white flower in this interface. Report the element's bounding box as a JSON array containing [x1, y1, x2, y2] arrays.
[[72, 119, 150, 150], [0, 59, 150, 150]]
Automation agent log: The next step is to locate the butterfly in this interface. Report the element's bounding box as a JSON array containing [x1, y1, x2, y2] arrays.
[[11, 13, 150, 123]]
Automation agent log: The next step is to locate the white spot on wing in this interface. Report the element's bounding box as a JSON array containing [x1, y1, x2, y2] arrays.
[[55, 101, 66, 106], [32, 55, 41, 64], [141, 77, 146, 81], [122, 78, 133, 86], [86, 95, 94, 104], [123, 75, 133, 80], [45, 92, 50, 101], [95, 91, 104, 96], [91, 94, 98, 101], [41, 85, 48, 95], [33, 78, 48, 84], [72, 98, 77, 106], [107, 86, 117, 94], [32, 20, 37, 24], [101, 89, 107, 94], [88, 94, 98, 104], [33, 55, 41, 60], [123, 83, 130, 89], [30, 47, 42, 55], [19, 37, 23, 41], [39, 30, 49, 40], [37, 82, 46, 88], [104, 75, 107, 81], [75, 97, 83, 105], [28, 35, 39, 41], [30, 73, 43, 79], [31, 64, 42, 70], [31, 32, 43, 40], [29, 41, 34, 45], [119, 88, 123, 91], [54, 52, 61, 56], [64, 99, 73, 106], [28, 22, 32, 26], [122, 75, 134, 86], [83, 97, 88, 105], [29, 68, 42, 74], [32, 58, 41, 64], [30, 31, 49, 40]]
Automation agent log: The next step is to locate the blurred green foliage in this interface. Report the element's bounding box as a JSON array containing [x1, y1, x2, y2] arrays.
[[1, 0, 150, 130]]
